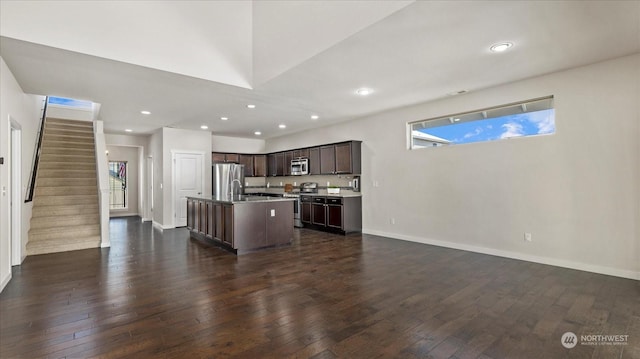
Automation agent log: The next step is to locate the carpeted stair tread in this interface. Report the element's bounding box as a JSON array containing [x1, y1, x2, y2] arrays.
[[32, 203, 99, 217], [35, 186, 98, 196], [30, 213, 100, 229], [33, 194, 98, 206], [29, 223, 100, 239], [26, 236, 102, 256]]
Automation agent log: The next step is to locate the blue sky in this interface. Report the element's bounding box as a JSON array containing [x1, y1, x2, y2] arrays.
[[48, 96, 93, 109], [421, 109, 555, 144]]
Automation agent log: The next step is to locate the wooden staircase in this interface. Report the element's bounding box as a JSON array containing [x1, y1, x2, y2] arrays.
[[27, 118, 101, 255]]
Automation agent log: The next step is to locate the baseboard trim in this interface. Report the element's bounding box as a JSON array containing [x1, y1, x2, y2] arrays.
[[109, 213, 139, 218], [152, 221, 175, 230], [363, 229, 639, 281], [141, 217, 152, 222], [0, 272, 12, 293]]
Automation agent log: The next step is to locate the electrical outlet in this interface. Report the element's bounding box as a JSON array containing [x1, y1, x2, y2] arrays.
[[390, 218, 395, 225], [524, 232, 532, 242], [270, 209, 276, 217]]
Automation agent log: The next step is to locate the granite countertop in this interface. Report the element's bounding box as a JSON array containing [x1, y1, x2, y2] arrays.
[[299, 192, 362, 198], [187, 195, 296, 204]]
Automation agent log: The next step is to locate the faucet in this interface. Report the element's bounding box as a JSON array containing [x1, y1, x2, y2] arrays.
[[230, 178, 243, 197]]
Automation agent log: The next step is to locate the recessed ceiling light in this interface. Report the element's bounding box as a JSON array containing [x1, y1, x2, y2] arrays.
[[125, 129, 132, 132], [247, 104, 256, 109], [140, 110, 151, 115], [311, 115, 319, 120], [254, 131, 261, 135], [200, 125, 209, 130], [355, 88, 373, 96], [220, 117, 228, 121], [490, 42, 513, 53], [278, 124, 286, 129]]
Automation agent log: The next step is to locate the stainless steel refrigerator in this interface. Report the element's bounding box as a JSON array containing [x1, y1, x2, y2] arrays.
[[212, 163, 245, 200]]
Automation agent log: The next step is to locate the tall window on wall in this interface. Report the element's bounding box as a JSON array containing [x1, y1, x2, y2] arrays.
[[109, 161, 127, 209], [408, 96, 555, 149]]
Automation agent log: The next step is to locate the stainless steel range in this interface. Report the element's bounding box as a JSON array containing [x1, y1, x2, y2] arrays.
[[282, 192, 302, 228], [284, 182, 318, 228]]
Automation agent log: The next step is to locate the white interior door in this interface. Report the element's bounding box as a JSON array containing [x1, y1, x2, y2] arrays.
[[174, 152, 203, 227]]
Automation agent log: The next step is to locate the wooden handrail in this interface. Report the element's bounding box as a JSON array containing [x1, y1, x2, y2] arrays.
[[25, 96, 48, 203]]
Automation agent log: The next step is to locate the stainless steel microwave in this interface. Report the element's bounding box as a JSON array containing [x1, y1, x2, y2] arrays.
[[291, 158, 308, 175]]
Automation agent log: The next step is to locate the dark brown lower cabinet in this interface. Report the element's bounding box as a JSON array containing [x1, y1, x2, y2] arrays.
[[301, 195, 362, 234], [206, 202, 214, 238], [311, 197, 326, 225], [326, 202, 343, 229], [187, 197, 294, 254], [222, 204, 233, 246]]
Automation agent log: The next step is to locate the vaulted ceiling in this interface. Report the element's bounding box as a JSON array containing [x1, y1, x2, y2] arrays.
[[1, 1, 639, 138]]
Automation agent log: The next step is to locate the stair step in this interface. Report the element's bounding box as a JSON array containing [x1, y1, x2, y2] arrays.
[[32, 203, 99, 217], [42, 140, 94, 150], [43, 134, 94, 144], [39, 162, 96, 170], [37, 169, 96, 178], [26, 236, 101, 256], [30, 213, 100, 229], [33, 194, 98, 206], [37, 177, 96, 187], [41, 147, 95, 156], [29, 224, 100, 241], [40, 154, 95, 163], [35, 186, 98, 196], [45, 118, 93, 128], [44, 125, 93, 134]]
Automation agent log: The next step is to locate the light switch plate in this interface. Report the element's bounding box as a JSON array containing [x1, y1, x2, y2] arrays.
[[270, 209, 275, 217]]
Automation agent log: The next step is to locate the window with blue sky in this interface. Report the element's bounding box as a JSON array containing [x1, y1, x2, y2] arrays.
[[410, 96, 555, 149], [47, 96, 93, 110]]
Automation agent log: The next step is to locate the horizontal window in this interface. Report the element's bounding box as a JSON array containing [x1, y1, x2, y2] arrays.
[[48, 96, 93, 111], [409, 96, 555, 149]]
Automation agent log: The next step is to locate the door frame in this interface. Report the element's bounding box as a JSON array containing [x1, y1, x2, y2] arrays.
[[9, 117, 22, 265], [171, 150, 205, 228]]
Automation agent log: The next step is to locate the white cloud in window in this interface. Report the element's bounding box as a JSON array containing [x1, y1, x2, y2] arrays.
[[532, 114, 555, 134], [500, 122, 524, 139], [463, 127, 483, 139]]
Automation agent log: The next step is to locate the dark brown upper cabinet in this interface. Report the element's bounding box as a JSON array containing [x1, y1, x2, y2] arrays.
[[284, 151, 294, 176], [268, 152, 285, 176], [253, 155, 267, 177], [239, 155, 254, 177], [212, 152, 240, 163], [309, 147, 321, 175], [216, 140, 360, 177], [320, 145, 336, 174], [318, 141, 362, 175]]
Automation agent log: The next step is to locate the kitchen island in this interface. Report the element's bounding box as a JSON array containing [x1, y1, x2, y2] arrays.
[[186, 195, 295, 254]]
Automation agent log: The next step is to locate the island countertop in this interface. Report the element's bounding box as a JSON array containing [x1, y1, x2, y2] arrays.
[[186, 196, 294, 255], [187, 194, 296, 204]]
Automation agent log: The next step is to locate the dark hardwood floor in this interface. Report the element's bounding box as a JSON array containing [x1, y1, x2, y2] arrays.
[[1, 217, 638, 358]]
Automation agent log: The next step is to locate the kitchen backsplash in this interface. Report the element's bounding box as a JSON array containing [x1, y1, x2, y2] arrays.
[[245, 175, 358, 190]]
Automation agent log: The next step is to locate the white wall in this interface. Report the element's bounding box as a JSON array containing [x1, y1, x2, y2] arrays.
[[47, 105, 93, 121], [0, 57, 41, 292], [149, 129, 163, 227], [211, 134, 265, 153], [266, 54, 640, 280], [154, 128, 212, 228], [106, 145, 139, 217]]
